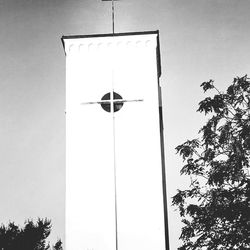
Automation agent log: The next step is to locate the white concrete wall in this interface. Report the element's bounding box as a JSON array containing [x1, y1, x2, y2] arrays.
[[64, 33, 165, 250]]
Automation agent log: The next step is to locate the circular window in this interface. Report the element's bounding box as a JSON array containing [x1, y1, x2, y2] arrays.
[[101, 92, 124, 112]]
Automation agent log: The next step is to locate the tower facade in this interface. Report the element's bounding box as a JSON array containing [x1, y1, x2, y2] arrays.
[[62, 31, 169, 250]]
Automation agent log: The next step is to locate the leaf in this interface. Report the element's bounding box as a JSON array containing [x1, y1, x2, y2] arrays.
[[176, 139, 200, 160], [200, 80, 214, 92]]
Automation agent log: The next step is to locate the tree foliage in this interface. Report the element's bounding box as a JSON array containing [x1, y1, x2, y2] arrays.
[[0, 218, 63, 250], [173, 76, 250, 249]]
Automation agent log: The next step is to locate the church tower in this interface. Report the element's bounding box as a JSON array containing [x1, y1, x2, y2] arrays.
[[62, 30, 169, 250]]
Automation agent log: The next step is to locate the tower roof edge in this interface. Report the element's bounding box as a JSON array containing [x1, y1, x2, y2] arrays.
[[61, 30, 159, 40]]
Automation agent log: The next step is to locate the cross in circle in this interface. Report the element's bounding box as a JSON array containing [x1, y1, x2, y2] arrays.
[[81, 91, 143, 113]]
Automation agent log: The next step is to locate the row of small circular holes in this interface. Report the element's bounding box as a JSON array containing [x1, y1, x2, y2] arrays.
[[68, 40, 153, 52]]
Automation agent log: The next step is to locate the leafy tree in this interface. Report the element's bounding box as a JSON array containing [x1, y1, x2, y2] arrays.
[[172, 75, 250, 249], [0, 218, 63, 250]]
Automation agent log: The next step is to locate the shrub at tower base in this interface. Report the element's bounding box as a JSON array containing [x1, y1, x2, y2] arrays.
[[172, 75, 250, 249], [0, 218, 63, 250]]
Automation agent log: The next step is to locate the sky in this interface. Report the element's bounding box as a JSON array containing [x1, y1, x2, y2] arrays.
[[0, 0, 250, 249]]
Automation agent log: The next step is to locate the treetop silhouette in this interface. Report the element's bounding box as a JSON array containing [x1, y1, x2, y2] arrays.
[[173, 75, 250, 249]]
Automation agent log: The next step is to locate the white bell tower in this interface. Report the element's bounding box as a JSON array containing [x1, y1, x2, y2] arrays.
[[62, 30, 169, 250]]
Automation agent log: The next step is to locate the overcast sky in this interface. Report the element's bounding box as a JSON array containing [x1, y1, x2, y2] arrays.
[[0, 0, 250, 249]]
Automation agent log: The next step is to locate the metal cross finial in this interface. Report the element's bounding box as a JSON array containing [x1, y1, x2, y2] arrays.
[[102, 0, 118, 34]]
